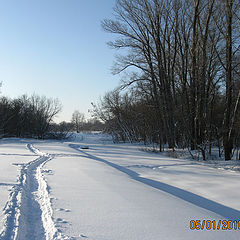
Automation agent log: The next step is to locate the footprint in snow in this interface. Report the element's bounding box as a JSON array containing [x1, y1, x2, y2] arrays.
[[80, 234, 88, 238], [50, 197, 58, 201], [42, 169, 53, 174], [56, 218, 68, 224], [56, 208, 71, 212], [12, 163, 25, 166]]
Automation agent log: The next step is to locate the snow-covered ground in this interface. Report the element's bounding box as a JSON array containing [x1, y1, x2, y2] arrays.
[[0, 133, 240, 239]]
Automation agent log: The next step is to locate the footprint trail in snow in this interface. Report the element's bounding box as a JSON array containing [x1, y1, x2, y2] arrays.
[[0, 144, 61, 240]]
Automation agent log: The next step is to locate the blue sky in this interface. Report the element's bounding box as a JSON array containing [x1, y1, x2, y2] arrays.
[[0, 0, 119, 122]]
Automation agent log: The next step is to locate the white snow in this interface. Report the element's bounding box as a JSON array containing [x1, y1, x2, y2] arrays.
[[0, 139, 36, 237], [0, 134, 240, 239], [0, 141, 60, 239]]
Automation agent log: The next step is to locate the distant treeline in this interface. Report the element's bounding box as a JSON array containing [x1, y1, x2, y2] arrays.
[[0, 94, 61, 139], [50, 118, 105, 134], [0, 94, 105, 139], [93, 0, 240, 160]]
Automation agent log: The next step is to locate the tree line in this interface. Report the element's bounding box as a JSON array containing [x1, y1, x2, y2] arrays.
[[93, 0, 240, 160], [0, 94, 61, 139], [0, 94, 105, 139], [51, 110, 105, 134]]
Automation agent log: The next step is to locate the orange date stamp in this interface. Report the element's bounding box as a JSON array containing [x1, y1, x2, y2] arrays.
[[190, 220, 240, 230]]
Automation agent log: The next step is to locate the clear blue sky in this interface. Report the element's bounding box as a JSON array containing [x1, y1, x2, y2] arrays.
[[0, 0, 119, 122]]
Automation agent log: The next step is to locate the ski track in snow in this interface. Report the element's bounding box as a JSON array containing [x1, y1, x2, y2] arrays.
[[0, 143, 62, 240]]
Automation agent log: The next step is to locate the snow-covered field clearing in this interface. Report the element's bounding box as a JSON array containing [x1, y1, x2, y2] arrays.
[[0, 133, 240, 239]]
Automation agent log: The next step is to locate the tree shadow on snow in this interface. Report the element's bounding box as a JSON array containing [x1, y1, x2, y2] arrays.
[[69, 143, 240, 221]]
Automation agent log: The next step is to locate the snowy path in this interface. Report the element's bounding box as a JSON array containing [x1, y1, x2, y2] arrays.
[[0, 143, 60, 240]]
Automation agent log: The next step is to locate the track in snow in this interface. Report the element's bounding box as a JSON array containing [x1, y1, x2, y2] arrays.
[[0, 144, 61, 240]]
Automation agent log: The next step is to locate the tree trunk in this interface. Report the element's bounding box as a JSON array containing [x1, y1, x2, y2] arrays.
[[223, 0, 233, 160]]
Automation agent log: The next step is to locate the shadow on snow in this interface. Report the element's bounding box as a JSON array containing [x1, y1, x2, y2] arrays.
[[69, 143, 240, 221]]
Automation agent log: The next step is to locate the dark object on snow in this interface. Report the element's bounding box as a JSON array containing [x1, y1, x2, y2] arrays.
[[81, 146, 89, 149]]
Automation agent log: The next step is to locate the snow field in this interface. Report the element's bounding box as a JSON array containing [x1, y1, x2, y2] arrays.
[[1, 134, 240, 239], [67, 134, 240, 214]]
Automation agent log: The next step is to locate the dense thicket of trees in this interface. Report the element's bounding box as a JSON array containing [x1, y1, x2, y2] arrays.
[[0, 94, 62, 139], [94, 0, 240, 160]]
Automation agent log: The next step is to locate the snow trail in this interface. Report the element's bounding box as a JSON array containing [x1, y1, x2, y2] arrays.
[[0, 144, 61, 240]]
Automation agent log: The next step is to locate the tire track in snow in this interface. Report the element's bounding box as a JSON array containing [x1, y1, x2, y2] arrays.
[[0, 144, 61, 240]]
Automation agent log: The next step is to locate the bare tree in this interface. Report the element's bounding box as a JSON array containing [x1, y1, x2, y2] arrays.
[[213, 0, 240, 160], [99, 0, 239, 159], [71, 110, 85, 133]]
